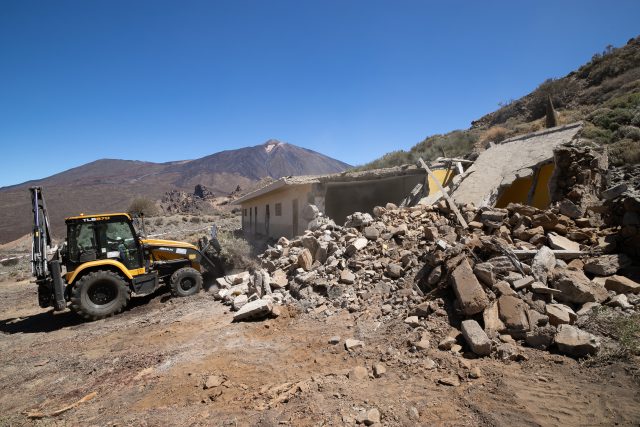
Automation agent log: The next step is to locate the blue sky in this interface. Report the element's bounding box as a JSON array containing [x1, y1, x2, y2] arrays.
[[1, 1, 639, 187]]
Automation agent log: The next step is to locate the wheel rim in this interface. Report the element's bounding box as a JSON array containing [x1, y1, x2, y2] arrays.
[[87, 280, 117, 306], [179, 277, 195, 291]]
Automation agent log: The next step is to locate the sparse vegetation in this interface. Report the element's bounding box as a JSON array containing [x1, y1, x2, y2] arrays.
[[607, 139, 640, 166], [128, 197, 159, 217], [217, 230, 256, 271], [479, 126, 509, 145], [581, 92, 640, 165], [582, 306, 640, 365], [356, 129, 481, 170]]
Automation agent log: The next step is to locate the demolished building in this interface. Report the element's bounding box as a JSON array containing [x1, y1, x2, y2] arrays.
[[450, 122, 583, 209], [235, 165, 456, 240], [236, 123, 587, 243], [217, 134, 640, 362]]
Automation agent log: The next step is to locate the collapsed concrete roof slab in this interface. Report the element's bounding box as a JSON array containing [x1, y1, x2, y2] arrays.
[[452, 122, 583, 208]]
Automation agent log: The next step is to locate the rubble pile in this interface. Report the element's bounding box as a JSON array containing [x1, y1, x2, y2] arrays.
[[212, 142, 638, 361], [550, 142, 608, 222], [216, 198, 638, 360], [603, 164, 640, 259]]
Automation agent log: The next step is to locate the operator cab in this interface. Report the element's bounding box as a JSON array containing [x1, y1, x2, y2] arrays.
[[65, 213, 143, 272]]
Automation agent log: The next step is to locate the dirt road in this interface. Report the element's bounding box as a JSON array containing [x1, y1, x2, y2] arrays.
[[1, 279, 639, 426]]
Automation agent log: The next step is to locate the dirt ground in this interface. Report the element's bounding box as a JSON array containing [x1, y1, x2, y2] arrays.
[[1, 280, 639, 427]]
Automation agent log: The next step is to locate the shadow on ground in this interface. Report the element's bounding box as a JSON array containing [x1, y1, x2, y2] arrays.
[[0, 288, 174, 334], [0, 310, 84, 334]]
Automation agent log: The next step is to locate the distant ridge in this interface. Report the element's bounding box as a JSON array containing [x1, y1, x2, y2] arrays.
[[0, 140, 351, 243]]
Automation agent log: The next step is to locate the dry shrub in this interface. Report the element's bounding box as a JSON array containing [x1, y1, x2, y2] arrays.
[[513, 120, 544, 135], [479, 126, 508, 144], [128, 197, 159, 217], [608, 139, 640, 166], [217, 231, 256, 271], [581, 306, 640, 366]]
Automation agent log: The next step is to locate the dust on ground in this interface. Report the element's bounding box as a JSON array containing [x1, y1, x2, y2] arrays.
[[0, 279, 639, 427]]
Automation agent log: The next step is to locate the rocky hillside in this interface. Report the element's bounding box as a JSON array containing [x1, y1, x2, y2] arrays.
[[359, 35, 640, 170], [0, 140, 350, 244]]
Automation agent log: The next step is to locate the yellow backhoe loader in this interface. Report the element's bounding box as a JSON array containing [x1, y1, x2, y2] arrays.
[[30, 187, 224, 320]]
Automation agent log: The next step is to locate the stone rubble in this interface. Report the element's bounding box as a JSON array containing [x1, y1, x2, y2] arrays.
[[212, 144, 638, 361]]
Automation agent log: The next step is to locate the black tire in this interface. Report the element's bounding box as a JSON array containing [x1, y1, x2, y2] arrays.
[[170, 267, 203, 297], [70, 270, 131, 321]]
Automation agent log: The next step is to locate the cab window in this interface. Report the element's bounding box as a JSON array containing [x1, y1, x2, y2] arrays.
[[68, 222, 96, 261]]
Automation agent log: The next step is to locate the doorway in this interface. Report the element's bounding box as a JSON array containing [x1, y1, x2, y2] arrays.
[[292, 199, 298, 237]]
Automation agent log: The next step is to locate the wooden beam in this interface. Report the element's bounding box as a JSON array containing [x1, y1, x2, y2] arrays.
[[419, 157, 468, 229], [512, 249, 585, 260]]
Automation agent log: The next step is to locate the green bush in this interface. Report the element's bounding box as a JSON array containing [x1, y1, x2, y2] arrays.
[[590, 107, 636, 131], [581, 123, 614, 145], [616, 125, 640, 141]]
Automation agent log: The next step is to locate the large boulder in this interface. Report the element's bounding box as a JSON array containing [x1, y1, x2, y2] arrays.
[[451, 259, 489, 315], [552, 269, 608, 304], [498, 295, 530, 335], [548, 232, 580, 251], [531, 246, 556, 284], [546, 303, 577, 326], [301, 235, 320, 260], [233, 299, 273, 321], [297, 249, 313, 271], [483, 301, 505, 337], [554, 325, 600, 357], [270, 269, 288, 289], [604, 275, 640, 294], [583, 254, 632, 276], [461, 320, 492, 356]]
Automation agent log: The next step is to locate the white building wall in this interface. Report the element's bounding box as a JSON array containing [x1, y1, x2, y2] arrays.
[[239, 184, 313, 240]]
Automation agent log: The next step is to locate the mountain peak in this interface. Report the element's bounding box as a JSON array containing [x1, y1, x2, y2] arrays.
[[263, 139, 284, 153]]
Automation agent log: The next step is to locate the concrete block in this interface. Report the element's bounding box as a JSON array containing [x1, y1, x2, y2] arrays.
[[451, 259, 489, 315], [233, 299, 273, 321], [548, 232, 580, 251], [555, 325, 600, 357], [546, 303, 576, 326], [461, 320, 492, 356], [605, 275, 640, 294]]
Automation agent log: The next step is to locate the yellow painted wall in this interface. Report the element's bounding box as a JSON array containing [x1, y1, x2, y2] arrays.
[[495, 176, 533, 207], [495, 163, 555, 209], [427, 168, 452, 196], [531, 163, 555, 208]]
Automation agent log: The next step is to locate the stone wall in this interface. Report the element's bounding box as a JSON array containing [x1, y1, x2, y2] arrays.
[[549, 141, 608, 223]]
